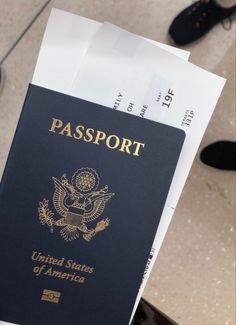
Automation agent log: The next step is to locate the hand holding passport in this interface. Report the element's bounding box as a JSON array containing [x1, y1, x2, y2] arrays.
[[0, 8, 225, 325]]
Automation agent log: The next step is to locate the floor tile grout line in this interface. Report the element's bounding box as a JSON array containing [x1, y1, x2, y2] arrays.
[[0, 0, 51, 65]]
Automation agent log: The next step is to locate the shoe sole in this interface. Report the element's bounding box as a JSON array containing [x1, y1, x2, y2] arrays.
[[167, 29, 211, 48], [196, 142, 235, 172]]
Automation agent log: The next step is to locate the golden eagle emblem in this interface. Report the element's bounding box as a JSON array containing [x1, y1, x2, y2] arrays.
[[38, 168, 114, 242]]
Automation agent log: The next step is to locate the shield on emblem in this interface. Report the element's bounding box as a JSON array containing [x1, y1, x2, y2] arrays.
[[65, 206, 84, 227]]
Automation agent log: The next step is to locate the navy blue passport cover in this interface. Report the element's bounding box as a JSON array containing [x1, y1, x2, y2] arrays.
[[0, 85, 185, 325]]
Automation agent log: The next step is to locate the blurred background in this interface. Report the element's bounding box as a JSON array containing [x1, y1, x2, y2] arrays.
[[0, 1, 235, 325]]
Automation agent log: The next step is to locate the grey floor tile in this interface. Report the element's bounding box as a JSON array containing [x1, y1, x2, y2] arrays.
[[0, 0, 47, 61]]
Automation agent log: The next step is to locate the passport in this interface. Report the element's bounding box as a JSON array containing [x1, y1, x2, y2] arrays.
[[0, 84, 185, 325]]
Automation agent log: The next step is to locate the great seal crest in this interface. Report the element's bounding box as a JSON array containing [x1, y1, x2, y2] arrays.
[[38, 168, 114, 242]]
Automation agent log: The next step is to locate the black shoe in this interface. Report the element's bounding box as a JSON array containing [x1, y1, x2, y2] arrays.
[[200, 141, 236, 170], [168, 0, 236, 45]]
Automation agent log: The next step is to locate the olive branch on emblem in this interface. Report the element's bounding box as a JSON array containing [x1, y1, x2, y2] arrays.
[[38, 199, 55, 233]]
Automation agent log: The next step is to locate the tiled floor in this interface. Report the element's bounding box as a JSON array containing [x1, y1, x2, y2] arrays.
[[0, 1, 235, 325]]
